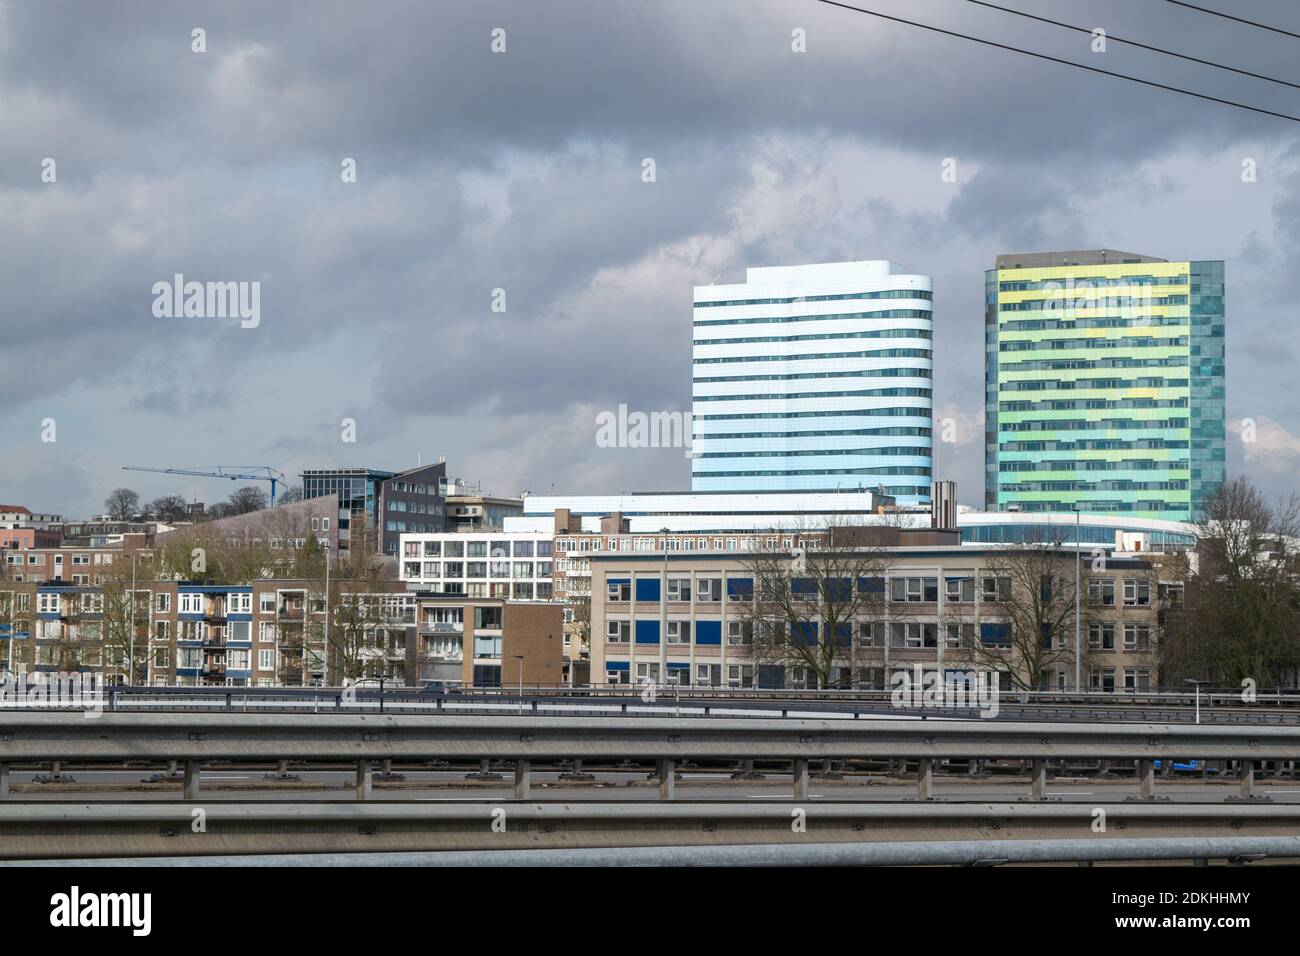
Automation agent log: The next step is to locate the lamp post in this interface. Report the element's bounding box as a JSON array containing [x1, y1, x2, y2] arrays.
[[661, 527, 670, 690], [1184, 678, 1209, 725], [514, 655, 525, 714], [1071, 503, 1082, 693], [321, 541, 330, 689], [128, 551, 137, 687]]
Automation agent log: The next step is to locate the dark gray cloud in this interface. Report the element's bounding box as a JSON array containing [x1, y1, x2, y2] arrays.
[[1, 0, 1298, 515]]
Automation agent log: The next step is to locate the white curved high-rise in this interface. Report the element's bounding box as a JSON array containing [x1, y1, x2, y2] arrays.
[[691, 260, 933, 506]]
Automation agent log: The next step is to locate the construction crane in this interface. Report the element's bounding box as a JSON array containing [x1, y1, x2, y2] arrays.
[[122, 465, 288, 506]]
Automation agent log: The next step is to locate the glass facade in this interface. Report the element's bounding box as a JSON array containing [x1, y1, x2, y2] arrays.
[[984, 255, 1224, 520], [692, 261, 933, 505]]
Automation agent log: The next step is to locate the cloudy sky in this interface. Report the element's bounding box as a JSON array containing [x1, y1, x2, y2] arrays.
[[2, 0, 1298, 517]]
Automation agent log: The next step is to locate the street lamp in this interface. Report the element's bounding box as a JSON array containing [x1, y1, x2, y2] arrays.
[[128, 551, 137, 687], [1184, 678, 1210, 725], [661, 527, 670, 690], [514, 655, 525, 714], [1071, 503, 1082, 694]]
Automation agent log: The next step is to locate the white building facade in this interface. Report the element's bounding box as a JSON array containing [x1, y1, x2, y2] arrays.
[[691, 260, 934, 505]]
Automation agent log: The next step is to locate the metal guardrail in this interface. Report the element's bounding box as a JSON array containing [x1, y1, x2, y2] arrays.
[[1, 713, 1297, 802], [100, 682, 1300, 708], [1, 801, 1298, 863]]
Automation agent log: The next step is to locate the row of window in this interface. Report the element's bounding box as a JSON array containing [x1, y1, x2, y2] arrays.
[[403, 560, 553, 579], [606, 575, 1157, 605], [402, 539, 552, 559]]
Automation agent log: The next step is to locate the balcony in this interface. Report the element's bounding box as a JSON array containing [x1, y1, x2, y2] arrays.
[[421, 621, 463, 634], [202, 663, 226, 676], [278, 605, 305, 620]]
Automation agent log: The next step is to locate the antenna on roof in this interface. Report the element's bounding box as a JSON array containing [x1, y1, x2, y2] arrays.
[[710, 271, 721, 285]]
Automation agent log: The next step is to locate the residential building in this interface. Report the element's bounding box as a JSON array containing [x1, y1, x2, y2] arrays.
[[985, 249, 1225, 519], [692, 260, 934, 504]]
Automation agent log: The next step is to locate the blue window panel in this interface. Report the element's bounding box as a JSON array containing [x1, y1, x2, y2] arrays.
[[794, 621, 819, 645], [792, 577, 817, 596], [826, 578, 851, 603], [758, 665, 786, 689], [605, 660, 630, 671], [607, 578, 630, 586], [858, 576, 885, 594], [980, 623, 1011, 647], [635, 620, 661, 644], [726, 578, 754, 597], [832, 623, 852, 647], [635, 578, 661, 602], [666, 662, 690, 672], [695, 620, 722, 645]]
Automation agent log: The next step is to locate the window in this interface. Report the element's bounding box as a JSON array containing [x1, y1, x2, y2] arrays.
[[945, 577, 975, 603], [1122, 668, 1151, 692], [154, 592, 171, 613], [423, 541, 441, 557], [1088, 623, 1115, 650], [666, 620, 691, 644], [1123, 623, 1151, 651], [513, 540, 534, 558], [696, 578, 722, 602], [606, 580, 631, 602], [1123, 578, 1151, 607], [1089, 668, 1116, 692], [606, 620, 630, 644], [229, 593, 252, 614], [666, 577, 691, 602], [726, 621, 753, 645], [258, 650, 275, 670], [858, 621, 883, 647], [259, 592, 276, 613], [1088, 578, 1116, 606], [154, 621, 169, 642], [259, 622, 276, 643], [179, 593, 202, 614], [890, 577, 938, 603], [981, 576, 1011, 602], [890, 622, 924, 648], [726, 664, 754, 688], [944, 623, 973, 649], [153, 648, 169, 668]]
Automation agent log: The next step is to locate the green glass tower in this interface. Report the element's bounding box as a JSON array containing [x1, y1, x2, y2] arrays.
[[985, 250, 1224, 520]]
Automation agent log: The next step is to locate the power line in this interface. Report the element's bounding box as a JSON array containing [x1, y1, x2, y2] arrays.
[[967, 0, 1300, 90], [812, 0, 1300, 123], [1166, 1, 1300, 40]]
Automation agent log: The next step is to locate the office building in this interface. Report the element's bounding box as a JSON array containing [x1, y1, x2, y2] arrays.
[[692, 260, 934, 504], [303, 462, 447, 556], [985, 250, 1225, 519]]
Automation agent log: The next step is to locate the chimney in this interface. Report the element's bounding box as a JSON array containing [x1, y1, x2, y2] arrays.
[[930, 481, 957, 531]]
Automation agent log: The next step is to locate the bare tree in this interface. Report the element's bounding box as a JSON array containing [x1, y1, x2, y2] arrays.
[[735, 522, 893, 689], [104, 488, 140, 520], [148, 494, 190, 523], [227, 486, 269, 514], [958, 541, 1088, 692], [1161, 477, 1300, 686]]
